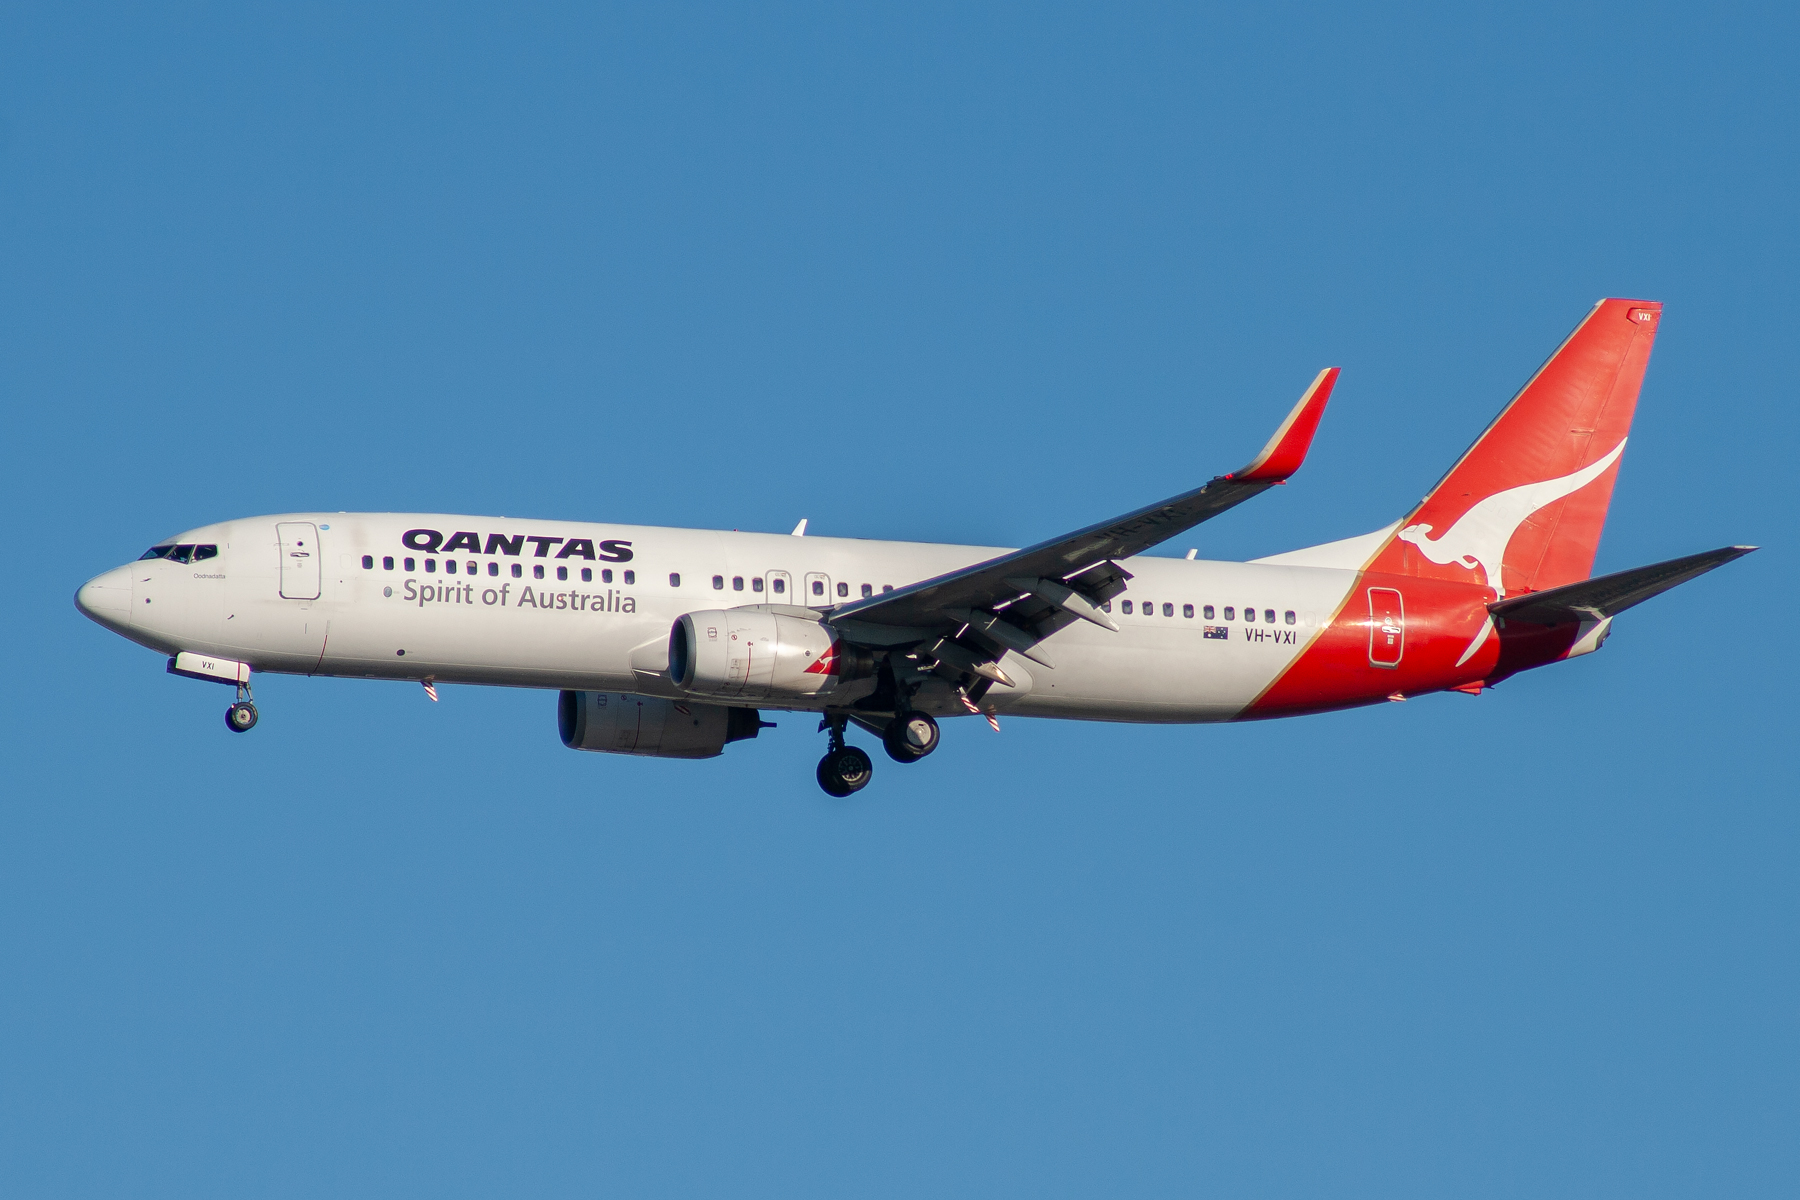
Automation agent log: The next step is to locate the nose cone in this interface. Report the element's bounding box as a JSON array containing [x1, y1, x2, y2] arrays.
[[75, 566, 135, 632]]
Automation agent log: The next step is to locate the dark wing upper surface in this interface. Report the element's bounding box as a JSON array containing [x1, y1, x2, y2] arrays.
[[830, 367, 1340, 633]]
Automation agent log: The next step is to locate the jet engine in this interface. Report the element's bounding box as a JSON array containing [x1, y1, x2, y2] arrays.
[[558, 690, 765, 759], [669, 609, 874, 701]]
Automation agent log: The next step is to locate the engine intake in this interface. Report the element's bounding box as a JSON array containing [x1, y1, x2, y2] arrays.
[[558, 690, 764, 758], [669, 609, 874, 701]]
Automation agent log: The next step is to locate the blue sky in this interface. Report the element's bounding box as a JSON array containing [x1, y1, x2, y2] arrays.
[[2, 4, 1795, 1196]]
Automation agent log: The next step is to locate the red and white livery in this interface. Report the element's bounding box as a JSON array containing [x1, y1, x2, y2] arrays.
[[75, 299, 1754, 794]]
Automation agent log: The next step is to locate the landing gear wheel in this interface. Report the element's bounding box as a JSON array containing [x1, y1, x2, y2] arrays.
[[883, 711, 940, 763], [816, 757, 853, 798], [817, 745, 873, 797], [225, 701, 259, 733]]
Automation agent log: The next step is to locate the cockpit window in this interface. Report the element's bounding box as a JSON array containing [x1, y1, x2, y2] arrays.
[[138, 543, 217, 562]]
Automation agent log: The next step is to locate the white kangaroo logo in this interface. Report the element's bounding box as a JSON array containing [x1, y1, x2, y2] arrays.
[[1397, 438, 1626, 598]]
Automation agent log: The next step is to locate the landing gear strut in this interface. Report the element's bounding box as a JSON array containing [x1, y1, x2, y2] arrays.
[[883, 711, 940, 763], [225, 681, 258, 733], [816, 714, 873, 797]]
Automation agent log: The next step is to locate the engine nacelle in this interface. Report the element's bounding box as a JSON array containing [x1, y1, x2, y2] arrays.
[[669, 608, 874, 701], [557, 690, 764, 759]]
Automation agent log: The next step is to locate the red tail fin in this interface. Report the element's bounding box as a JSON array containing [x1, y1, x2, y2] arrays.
[[1366, 298, 1661, 598]]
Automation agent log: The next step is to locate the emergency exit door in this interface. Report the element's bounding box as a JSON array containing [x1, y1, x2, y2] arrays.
[[277, 522, 322, 599], [1367, 587, 1404, 668]]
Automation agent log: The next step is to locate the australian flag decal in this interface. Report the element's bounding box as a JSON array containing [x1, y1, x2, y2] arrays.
[[1203, 625, 1228, 640]]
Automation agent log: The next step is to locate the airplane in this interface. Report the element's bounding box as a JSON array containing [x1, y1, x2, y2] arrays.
[[75, 298, 1754, 796]]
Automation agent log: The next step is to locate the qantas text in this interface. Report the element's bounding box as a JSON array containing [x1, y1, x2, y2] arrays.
[[401, 528, 634, 562]]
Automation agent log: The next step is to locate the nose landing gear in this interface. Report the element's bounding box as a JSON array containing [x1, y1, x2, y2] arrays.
[[225, 681, 258, 733], [816, 714, 873, 797]]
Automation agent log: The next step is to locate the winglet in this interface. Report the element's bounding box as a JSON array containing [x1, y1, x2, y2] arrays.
[[1228, 367, 1339, 482]]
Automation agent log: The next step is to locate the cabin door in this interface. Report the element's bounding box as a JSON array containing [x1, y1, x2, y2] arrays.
[[1367, 587, 1404, 668]]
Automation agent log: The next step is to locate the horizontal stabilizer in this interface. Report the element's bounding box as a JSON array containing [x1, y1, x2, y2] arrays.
[[1488, 545, 1756, 626]]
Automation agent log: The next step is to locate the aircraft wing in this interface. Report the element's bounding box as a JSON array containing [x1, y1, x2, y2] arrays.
[[828, 368, 1339, 658], [1487, 544, 1756, 626]]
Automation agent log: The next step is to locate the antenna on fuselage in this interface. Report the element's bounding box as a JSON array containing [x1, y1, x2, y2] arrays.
[[791, 519, 808, 536]]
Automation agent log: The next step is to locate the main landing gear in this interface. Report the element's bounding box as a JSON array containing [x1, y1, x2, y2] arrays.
[[882, 711, 940, 763], [816, 715, 873, 797], [815, 710, 942, 796], [225, 681, 258, 733]]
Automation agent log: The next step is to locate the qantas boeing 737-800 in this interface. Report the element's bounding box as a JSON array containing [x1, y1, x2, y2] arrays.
[[75, 298, 1753, 795]]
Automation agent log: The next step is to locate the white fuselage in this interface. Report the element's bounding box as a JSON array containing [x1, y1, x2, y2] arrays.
[[79, 513, 1366, 722]]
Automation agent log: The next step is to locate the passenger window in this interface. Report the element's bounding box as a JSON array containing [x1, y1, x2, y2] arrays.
[[362, 555, 374, 569], [488, 562, 499, 577], [194, 545, 218, 561], [1264, 609, 1275, 624], [752, 577, 764, 592], [1121, 600, 1133, 614], [602, 569, 613, 583], [882, 585, 893, 592], [1285, 610, 1296, 625], [533, 565, 544, 579], [383, 556, 394, 571], [624, 570, 635, 585], [1223, 606, 1234, 620], [557, 566, 569, 581], [837, 582, 848, 597], [446, 560, 457, 575], [512, 563, 523, 578], [1183, 604, 1194, 618], [579, 568, 591, 582], [1102, 601, 1112, 612], [811, 580, 825, 596], [404, 557, 416, 571], [1203, 605, 1214, 619], [712, 575, 724, 590], [733, 576, 745, 591], [861, 583, 872, 598], [1163, 603, 1174, 617], [670, 573, 681, 587], [467, 562, 477, 575], [772, 578, 785, 594], [426, 559, 437, 573]]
